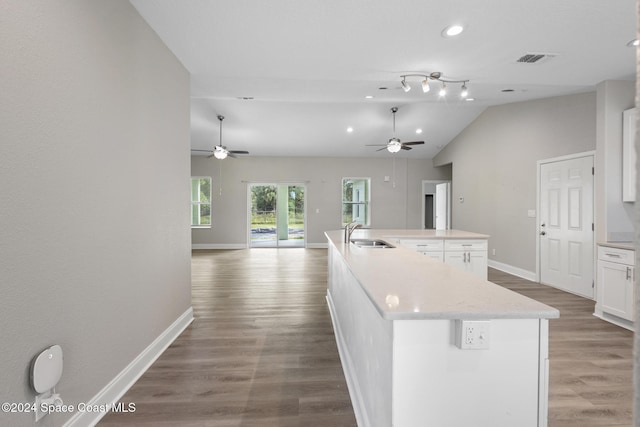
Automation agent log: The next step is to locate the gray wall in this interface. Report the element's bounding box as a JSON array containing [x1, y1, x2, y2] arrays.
[[433, 92, 597, 274], [0, 2, 191, 426], [191, 156, 451, 246]]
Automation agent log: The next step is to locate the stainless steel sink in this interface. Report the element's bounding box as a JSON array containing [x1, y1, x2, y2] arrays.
[[350, 238, 395, 249]]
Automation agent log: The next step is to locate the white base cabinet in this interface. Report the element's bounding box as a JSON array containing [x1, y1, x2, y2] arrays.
[[595, 245, 635, 329], [398, 238, 488, 279], [444, 240, 488, 279], [397, 239, 444, 261]]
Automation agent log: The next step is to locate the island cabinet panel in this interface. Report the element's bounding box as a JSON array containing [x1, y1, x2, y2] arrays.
[[392, 319, 544, 427], [327, 249, 393, 427]]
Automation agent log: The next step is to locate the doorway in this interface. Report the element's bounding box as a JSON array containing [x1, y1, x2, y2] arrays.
[[538, 152, 594, 298], [249, 183, 306, 248], [422, 180, 451, 229]]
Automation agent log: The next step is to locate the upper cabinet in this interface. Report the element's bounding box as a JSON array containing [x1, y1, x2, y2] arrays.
[[622, 108, 636, 202]]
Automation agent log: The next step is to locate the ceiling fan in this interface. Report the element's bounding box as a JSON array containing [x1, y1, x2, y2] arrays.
[[191, 115, 249, 159], [366, 107, 424, 153]]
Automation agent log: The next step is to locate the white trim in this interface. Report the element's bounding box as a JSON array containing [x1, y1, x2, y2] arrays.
[[593, 312, 634, 331], [306, 243, 329, 249], [326, 293, 370, 427], [192, 243, 247, 250], [63, 307, 194, 427], [488, 260, 538, 282]]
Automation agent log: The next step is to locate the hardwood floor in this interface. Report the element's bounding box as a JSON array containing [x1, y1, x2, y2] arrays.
[[101, 249, 633, 427], [491, 269, 633, 427], [101, 249, 357, 427]]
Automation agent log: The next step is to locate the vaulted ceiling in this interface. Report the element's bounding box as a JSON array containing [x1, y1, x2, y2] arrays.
[[130, 0, 637, 159]]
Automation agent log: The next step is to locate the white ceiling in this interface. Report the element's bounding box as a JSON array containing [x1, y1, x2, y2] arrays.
[[130, 0, 637, 159]]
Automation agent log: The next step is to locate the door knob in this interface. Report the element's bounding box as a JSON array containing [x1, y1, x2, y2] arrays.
[[540, 231, 546, 236], [541, 223, 546, 227]]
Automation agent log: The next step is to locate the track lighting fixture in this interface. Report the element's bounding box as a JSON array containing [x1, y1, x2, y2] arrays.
[[400, 72, 470, 99]]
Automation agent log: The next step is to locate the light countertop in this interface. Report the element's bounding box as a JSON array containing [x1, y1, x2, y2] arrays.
[[598, 241, 635, 251], [326, 229, 559, 321], [355, 228, 490, 240]]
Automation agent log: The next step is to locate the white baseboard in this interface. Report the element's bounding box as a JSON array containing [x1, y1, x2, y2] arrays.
[[326, 293, 370, 427], [63, 307, 194, 427], [193, 243, 328, 249], [306, 243, 328, 249], [488, 260, 538, 282], [192, 243, 246, 250]]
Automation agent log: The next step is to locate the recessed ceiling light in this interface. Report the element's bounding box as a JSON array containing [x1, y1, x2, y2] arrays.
[[627, 38, 639, 47], [442, 24, 464, 38], [346, 127, 354, 133], [365, 95, 374, 99], [416, 129, 423, 134], [465, 98, 475, 102]]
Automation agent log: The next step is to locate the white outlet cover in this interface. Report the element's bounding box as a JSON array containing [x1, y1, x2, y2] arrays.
[[455, 320, 491, 350], [30, 345, 63, 393]]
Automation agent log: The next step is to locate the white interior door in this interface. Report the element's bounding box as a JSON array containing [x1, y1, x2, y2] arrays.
[[539, 155, 594, 298], [435, 183, 450, 230]]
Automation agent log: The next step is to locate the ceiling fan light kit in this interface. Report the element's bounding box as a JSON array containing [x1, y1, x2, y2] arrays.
[[365, 107, 425, 154], [213, 146, 228, 159], [400, 72, 470, 99], [205, 115, 250, 160]]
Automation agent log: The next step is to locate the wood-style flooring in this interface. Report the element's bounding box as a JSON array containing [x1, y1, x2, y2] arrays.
[[101, 249, 633, 427]]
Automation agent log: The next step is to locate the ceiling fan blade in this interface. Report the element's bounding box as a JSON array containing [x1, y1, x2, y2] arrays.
[[191, 149, 214, 153], [401, 141, 425, 146], [229, 150, 249, 154], [401, 145, 413, 150], [376, 147, 388, 152], [226, 152, 237, 158], [365, 144, 388, 147]]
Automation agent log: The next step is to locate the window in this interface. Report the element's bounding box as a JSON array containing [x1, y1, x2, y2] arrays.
[[191, 177, 211, 227], [342, 178, 370, 226]]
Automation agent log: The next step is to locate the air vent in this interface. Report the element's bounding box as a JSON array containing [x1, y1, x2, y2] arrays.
[[516, 52, 557, 64]]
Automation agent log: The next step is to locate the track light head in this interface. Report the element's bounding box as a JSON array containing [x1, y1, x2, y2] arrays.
[[438, 83, 447, 97], [401, 79, 411, 92], [460, 83, 468, 98], [421, 79, 430, 93]]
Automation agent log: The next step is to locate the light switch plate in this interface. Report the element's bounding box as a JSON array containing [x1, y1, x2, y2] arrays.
[[527, 209, 536, 218]]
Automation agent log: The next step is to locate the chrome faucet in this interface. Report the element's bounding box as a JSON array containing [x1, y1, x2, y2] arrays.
[[344, 222, 362, 243]]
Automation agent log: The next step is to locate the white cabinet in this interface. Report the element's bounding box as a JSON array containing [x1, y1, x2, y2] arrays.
[[398, 239, 444, 261], [596, 245, 635, 325], [623, 108, 636, 202], [398, 238, 488, 279], [444, 240, 488, 280]]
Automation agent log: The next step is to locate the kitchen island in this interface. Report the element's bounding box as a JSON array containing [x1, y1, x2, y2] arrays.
[[326, 229, 559, 427]]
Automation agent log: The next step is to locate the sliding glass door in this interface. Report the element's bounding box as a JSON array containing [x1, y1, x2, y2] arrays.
[[249, 184, 305, 248]]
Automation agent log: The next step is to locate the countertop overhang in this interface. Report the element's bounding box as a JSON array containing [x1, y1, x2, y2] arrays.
[[326, 229, 559, 321]]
